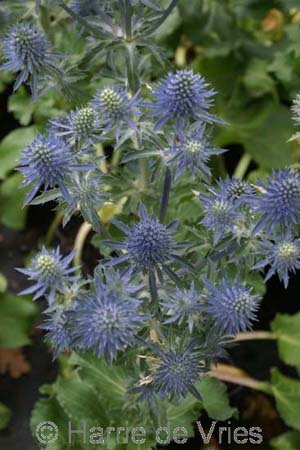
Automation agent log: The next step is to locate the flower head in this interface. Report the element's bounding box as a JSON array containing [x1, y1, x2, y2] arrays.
[[254, 234, 300, 288], [150, 70, 220, 130], [216, 177, 255, 204], [153, 342, 203, 399], [167, 126, 226, 179], [17, 247, 78, 303], [69, 270, 147, 362], [0, 22, 59, 96], [200, 193, 241, 243], [252, 169, 300, 232], [93, 86, 140, 140], [63, 171, 107, 227], [18, 133, 81, 204], [42, 307, 74, 358], [105, 205, 186, 298], [50, 105, 104, 145], [162, 283, 202, 333], [203, 277, 260, 335]]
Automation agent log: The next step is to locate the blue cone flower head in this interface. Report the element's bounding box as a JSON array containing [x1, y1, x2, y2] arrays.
[[110, 204, 175, 270], [63, 171, 107, 227], [215, 177, 255, 205], [203, 277, 260, 335], [200, 192, 241, 243], [50, 105, 104, 146], [69, 270, 147, 362], [167, 125, 226, 179], [0, 22, 59, 96], [153, 341, 204, 399], [150, 70, 221, 130], [105, 204, 186, 297], [93, 86, 140, 139], [42, 306, 75, 358], [17, 247, 79, 303], [18, 133, 83, 204], [253, 234, 300, 288], [252, 169, 300, 232], [162, 283, 202, 333]]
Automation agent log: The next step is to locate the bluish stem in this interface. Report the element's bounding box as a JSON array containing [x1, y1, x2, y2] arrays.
[[159, 167, 172, 223]]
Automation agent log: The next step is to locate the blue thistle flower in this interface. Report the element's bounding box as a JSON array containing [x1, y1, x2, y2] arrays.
[[215, 177, 255, 205], [105, 204, 186, 298], [70, 0, 101, 16], [0, 22, 60, 96], [63, 171, 108, 229], [153, 341, 204, 399], [150, 70, 221, 130], [251, 169, 300, 232], [42, 306, 74, 358], [203, 277, 260, 335], [167, 125, 226, 179], [69, 270, 147, 362], [162, 283, 202, 333], [18, 133, 86, 204], [200, 192, 241, 243], [17, 247, 79, 304], [253, 234, 300, 288], [93, 86, 140, 140], [50, 105, 104, 146]]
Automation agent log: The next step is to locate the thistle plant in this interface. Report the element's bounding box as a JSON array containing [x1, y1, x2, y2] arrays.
[[5, 0, 300, 446]]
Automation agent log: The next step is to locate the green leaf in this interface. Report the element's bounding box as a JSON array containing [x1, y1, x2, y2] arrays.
[[0, 273, 7, 293], [197, 376, 237, 421], [271, 369, 300, 430], [56, 376, 106, 425], [0, 402, 12, 430], [271, 431, 300, 450], [167, 392, 201, 436], [271, 314, 300, 367], [69, 352, 127, 402], [0, 292, 37, 348], [30, 396, 76, 450], [8, 87, 35, 126], [0, 126, 37, 179], [216, 102, 296, 169], [0, 173, 28, 230], [242, 59, 276, 98]]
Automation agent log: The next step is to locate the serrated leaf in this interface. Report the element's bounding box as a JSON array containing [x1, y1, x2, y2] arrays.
[[69, 352, 127, 403], [197, 376, 237, 421], [271, 314, 300, 367], [271, 369, 300, 430], [0, 402, 12, 430], [271, 431, 300, 450], [56, 376, 106, 425], [30, 396, 76, 450], [0, 292, 36, 348], [0, 126, 37, 179], [167, 392, 201, 436]]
